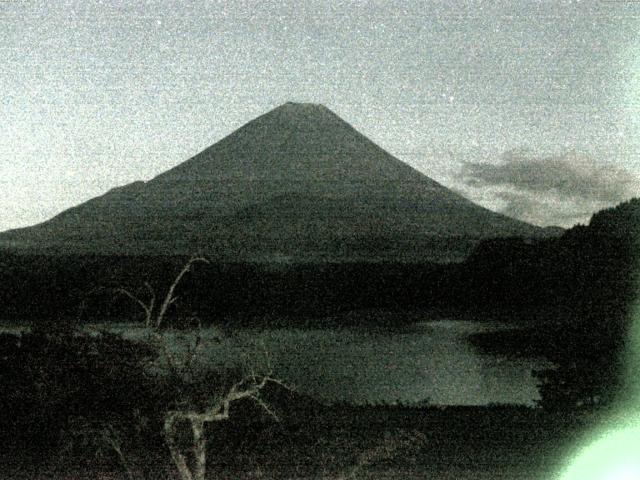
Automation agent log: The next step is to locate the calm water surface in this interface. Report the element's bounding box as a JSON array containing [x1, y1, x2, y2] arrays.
[[246, 320, 551, 406], [2, 320, 551, 406]]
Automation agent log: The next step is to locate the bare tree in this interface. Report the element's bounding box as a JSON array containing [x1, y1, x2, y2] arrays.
[[114, 256, 209, 330], [115, 256, 284, 480], [163, 372, 283, 480]]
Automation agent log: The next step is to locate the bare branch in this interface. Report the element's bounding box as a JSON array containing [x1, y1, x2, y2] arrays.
[[261, 376, 290, 390], [191, 418, 207, 480], [164, 413, 194, 480], [155, 257, 209, 330], [113, 287, 153, 326], [185, 319, 204, 373], [249, 394, 280, 422], [108, 256, 295, 480], [143, 282, 156, 327], [162, 369, 287, 480], [225, 373, 281, 404]]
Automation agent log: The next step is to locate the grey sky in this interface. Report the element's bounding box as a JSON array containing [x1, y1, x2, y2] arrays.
[[459, 149, 640, 226], [2, 0, 640, 230]]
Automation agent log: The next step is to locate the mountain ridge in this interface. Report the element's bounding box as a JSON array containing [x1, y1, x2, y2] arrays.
[[0, 102, 554, 261]]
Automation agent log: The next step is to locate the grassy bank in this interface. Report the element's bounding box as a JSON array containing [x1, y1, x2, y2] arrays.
[[1, 404, 599, 480]]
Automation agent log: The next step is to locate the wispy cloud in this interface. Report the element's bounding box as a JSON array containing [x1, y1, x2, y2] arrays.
[[457, 150, 640, 227]]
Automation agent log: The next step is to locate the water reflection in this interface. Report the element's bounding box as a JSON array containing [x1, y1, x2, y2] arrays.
[[1, 319, 551, 406], [256, 320, 551, 406]]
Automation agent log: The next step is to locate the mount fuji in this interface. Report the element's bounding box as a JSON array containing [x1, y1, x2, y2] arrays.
[[0, 103, 550, 261]]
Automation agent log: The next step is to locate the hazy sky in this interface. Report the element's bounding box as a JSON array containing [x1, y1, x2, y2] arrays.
[[2, 0, 640, 230]]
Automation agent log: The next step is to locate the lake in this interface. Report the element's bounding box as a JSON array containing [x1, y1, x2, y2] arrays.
[[2, 319, 551, 406], [238, 320, 552, 406]]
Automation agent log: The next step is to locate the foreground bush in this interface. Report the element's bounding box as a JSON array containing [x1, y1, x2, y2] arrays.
[[0, 327, 159, 449]]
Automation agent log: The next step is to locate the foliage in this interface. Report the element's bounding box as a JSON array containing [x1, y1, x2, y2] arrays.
[[534, 358, 622, 411], [464, 198, 639, 410], [530, 199, 639, 410], [0, 327, 159, 448]]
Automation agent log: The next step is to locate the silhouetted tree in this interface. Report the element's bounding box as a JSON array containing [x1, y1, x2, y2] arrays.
[[115, 256, 285, 480]]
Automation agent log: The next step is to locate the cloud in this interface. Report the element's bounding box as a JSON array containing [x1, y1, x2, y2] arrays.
[[492, 190, 600, 228], [457, 150, 640, 227]]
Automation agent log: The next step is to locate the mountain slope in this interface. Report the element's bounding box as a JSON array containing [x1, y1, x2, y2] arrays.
[[0, 103, 549, 261]]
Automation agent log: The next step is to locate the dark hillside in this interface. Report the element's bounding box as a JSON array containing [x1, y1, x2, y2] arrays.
[[0, 254, 448, 323], [466, 198, 639, 409]]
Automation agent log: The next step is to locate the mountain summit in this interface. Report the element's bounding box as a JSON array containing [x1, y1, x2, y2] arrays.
[[0, 103, 549, 261]]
